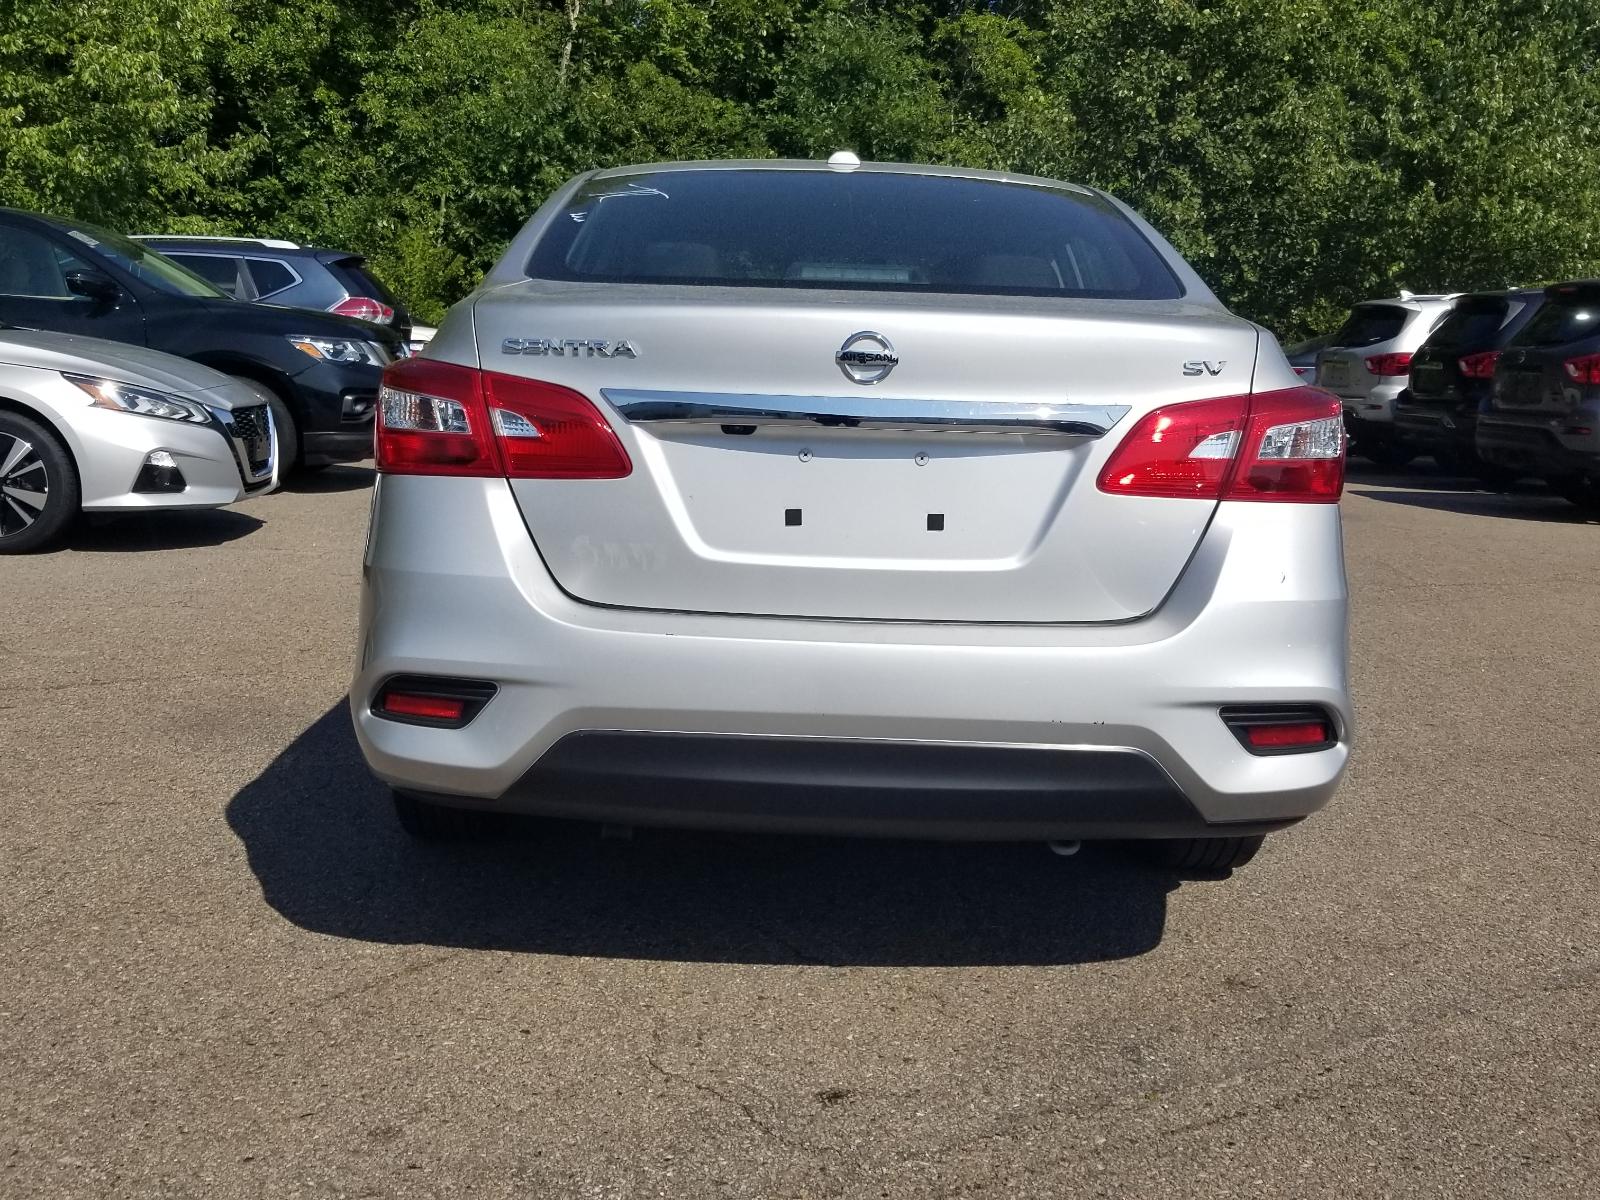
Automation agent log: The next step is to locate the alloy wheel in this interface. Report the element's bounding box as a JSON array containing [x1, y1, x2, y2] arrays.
[[0, 432, 49, 539]]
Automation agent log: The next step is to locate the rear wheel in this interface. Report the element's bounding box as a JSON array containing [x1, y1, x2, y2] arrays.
[[1359, 437, 1415, 468], [1552, 476, 1600, 512], [230, 376, 299, 475], [392, 790, 490, 840], [0, 411, 79, 554], [1140, 835, 1265, 872]]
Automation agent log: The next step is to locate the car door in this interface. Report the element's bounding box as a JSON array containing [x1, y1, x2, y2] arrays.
[[0, 221, 146, 343]]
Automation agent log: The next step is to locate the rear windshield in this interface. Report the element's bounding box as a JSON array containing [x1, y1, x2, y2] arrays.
[[327, 258, 400, 309], [1515, 297, 1600, 348], [1332, 304, 1411, 347], [526, 169, 1184, 300], [1424, 299, 1508, 349]]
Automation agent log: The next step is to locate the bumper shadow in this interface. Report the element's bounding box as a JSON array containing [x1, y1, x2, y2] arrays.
[[226, 703, 1180, 967]]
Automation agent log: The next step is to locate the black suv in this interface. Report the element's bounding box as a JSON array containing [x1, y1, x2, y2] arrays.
[[134, 235, 412, 344], [1394, 288, 1546, 476], [0, 209, 404, 470], [1477, 280, 1600, 508]]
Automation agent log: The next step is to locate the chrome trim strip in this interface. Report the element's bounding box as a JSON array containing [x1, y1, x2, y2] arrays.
[[602, 389, 1129, 437]]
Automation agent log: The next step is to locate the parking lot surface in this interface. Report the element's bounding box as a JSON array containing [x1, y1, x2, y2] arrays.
[[3, 465, 1598, 1198]]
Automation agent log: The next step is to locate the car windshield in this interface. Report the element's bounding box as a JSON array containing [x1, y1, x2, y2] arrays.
[[60, 223, 230, 298], [527, 168, 1185, 300], [1332, 304, 1410, 347]]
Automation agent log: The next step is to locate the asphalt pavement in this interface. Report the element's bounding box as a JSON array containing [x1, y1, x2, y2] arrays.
[[3, 463, 1597, 1198]]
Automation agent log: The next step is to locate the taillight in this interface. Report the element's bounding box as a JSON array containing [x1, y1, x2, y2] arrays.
[[376, 359, 632, 479], [1365, 352, 1412, 376], [1458, 350, 1501, 379], [1097, 387, 1344, 503], [330, 295, 395, 324], [1563, 354, 1600, 385]]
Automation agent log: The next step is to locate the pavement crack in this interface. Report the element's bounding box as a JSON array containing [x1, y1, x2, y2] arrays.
[[645, 1053, 795, 1146]]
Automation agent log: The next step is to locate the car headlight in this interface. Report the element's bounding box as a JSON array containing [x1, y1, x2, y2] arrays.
[[64, 374, 211, 424], [287, 335, 390, 366]]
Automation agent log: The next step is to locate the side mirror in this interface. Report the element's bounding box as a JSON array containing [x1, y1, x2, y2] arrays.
[[64, 269, 120, 303]]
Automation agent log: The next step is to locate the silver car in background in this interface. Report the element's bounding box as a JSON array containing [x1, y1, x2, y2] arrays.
[[1316, 292, 1458, 465], [0, 329, 276, 552], [353, 159, 1351, 872]]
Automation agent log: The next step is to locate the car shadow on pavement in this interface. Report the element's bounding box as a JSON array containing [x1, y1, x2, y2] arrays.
[[1348, 487, 1597, 523], [70, 509, 264, 552], [227, 703, 1182, 967], [280, 464, 375, 493]]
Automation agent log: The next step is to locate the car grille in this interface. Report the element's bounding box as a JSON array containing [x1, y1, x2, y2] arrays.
[[227, 405, 275, 481]]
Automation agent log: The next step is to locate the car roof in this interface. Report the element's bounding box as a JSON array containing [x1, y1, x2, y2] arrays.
[[131, 235, 357, 259], [586, 157, 1100, 197]]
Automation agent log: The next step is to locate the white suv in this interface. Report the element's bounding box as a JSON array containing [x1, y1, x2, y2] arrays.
[[1317, 293, 1457, 465]]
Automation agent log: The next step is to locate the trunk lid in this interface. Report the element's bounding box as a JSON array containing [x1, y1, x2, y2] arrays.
[[475, 283, 1260, 623]]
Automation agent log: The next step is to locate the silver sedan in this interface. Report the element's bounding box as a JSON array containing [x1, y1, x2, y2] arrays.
[[0, 329, 277, 552], [352, 158, 1351, 872]]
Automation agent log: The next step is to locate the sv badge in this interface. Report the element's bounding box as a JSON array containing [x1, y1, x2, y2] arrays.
[[1182, 360, 1227, 377]]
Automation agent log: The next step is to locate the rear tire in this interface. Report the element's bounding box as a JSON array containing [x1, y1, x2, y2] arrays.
[[392, 790, 489, 841], [1359, 438, 1415, 468], [1552, 475, 1600, 512], [0, 410, 80, 554], [229, 376, 300, 475], [1140, 835, 1265, 872]]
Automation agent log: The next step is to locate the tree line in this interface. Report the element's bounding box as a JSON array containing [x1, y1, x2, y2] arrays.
[[3, 0, 1598, 334]]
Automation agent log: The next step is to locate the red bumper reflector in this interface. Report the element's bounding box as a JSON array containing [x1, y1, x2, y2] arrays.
[[379, 692, 467, 722], [1244, 722, 1331, 749]]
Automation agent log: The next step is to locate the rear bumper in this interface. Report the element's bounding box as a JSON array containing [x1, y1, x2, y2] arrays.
[[1476, 414, 1600, 478], [353, 477, 1352, 838], [402, 732, 1302, 841], [1339, 381, 1405, 425], [1392, 401, 1478, 451]]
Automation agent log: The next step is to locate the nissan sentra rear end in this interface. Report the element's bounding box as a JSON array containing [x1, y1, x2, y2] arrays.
[[351, 159, 1351, 870]]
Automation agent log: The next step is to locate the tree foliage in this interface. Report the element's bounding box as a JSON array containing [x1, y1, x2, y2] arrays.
[[2, 0, 1597, 332]]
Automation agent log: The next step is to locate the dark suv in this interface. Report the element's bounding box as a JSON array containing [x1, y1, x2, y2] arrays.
[[0, 210, 404, 470], [1477, 280, 1600, 508], [1394, 288, 1546, 475], [134, 236, 412, 344]]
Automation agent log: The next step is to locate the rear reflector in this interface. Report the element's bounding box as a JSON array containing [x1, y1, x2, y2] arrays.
[[372, 677, 498, 728], [1219, 705, 1337, 755], [1097, 386, 1344, 503], [1245, 722, 1330, 749], [1365, 352, 1413, 377], [376, 359, 632, 479], [1563, 354, 1600, 385], [1458, 350, 1502, 379], [380, 693, 466, 722]]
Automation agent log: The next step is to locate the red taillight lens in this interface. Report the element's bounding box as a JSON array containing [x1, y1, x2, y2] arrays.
[[1458, 350, 1501, 379], [376, 360, 631, 479], [483, 373, 632, 479], [379, 692, 466, 722], [330, 295, 395, 324], [1365, 352, 1412, 377], [1563, 354, 1600, 385], [1097, 387, 1344, 503], [1244, 722, 1332, 749]]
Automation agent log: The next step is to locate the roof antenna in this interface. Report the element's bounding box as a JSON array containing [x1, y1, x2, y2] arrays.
[[827, 150, 861, 172]]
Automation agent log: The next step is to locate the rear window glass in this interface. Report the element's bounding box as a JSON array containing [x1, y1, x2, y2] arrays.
[[246, 258, 297, 297], [1332, 304, 1410, 347], [327, 259, 399, 307], [1424, 300, 1508, 349], [526, 169, 1184, 300], [1515, 297, 1600, 347]]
